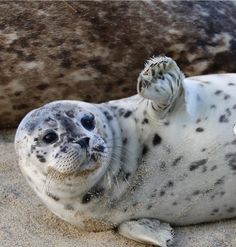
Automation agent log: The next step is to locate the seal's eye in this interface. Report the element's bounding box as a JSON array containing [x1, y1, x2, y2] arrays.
[[42, 131, 59, 144], [81, 114, 95, 131]]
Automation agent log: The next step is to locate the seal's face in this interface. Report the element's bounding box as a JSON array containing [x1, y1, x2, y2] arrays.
[[15, 101, 112, 190]]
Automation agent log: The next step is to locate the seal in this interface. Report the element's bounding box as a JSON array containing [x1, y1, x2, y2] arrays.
[[15, 56, 236, 247]]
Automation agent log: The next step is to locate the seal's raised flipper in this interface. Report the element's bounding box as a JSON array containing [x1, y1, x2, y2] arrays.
[[137, 56, 185, 118], [118, 219, 174, 247]]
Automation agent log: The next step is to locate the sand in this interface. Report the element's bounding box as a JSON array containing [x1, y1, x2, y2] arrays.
[[1, 129, 236, 247]]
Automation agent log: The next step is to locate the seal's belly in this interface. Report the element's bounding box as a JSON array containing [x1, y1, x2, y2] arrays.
[[112, 77, 236, 225], [118, 134, 236, 225]]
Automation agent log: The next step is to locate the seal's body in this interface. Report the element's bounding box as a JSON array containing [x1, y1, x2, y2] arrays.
[[15, 57, 236, 246]]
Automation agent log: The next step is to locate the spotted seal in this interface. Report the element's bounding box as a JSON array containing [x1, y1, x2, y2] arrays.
[[15, 56, 236, 246]]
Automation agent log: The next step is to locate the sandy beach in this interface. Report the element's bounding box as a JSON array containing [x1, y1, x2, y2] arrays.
[[1, 129, 236, 247]]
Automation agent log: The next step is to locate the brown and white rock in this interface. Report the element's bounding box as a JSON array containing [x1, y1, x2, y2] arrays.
[[0, 1, 236, 127]]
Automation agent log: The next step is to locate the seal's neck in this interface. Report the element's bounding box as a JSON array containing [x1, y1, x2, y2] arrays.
[[96, 103, 140, 205]]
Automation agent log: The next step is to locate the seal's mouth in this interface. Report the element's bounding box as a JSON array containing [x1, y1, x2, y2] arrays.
[[47, 148, 105, 180], [79, 152, 102, 172]]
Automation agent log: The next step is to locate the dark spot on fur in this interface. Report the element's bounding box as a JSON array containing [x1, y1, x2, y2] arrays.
[[202, 166, 207, 173], [167, 181, 174, 187], [189, 159, 208, 171], [61, 146, 68, 153], [65, 110, 75, 118], [196, 127, 204, 132], [164, 121, 170, 126], [225, 153, 236, 170], [172, 156, 183, 166], [123, 208, 128, 212], [210, 105, 216, 109], [103, 111, 113, 121], [232, 139, 236, 145], [147, 205, 152, 210], [142, 118, 149, 124], [142, 145, 149, 155], [47, 192, 60, 201], [36, 155, 46, 163], [82, 193, 92, 204], [192, 190, 200, 196], [124, 172, 131, 180], [196, 118, 201, 123], [211, 165, 217, 171], [81, 187, 105, 204], [119, 108, 125, 116], [224, 94, 231, 100], [215, 177, 225, 185], [201, 148, 206, 152], [226, 108, 231, 116], [160, 190, 165, 196], [64, 204, 74, 210], [228, 83, 235, 86], [123, 138, 128, 145], [172, 202, 177, 206], [215, 90, 222, 95], [153, 134, 162, 146], [124, 110, 132, 118], [151, 193, 156, 198], [213, 208, 219, 213], [160, 162, 166, 171], [227, 207, 235, 213], [219, 114, 228, 123]]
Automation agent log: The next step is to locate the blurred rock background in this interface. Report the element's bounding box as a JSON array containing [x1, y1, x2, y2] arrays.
[[0, 1, 236, 127]]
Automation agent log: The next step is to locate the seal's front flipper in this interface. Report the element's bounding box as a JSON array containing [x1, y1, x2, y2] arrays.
[[118, 219, 174, 247], [137, 56, 185, 118]]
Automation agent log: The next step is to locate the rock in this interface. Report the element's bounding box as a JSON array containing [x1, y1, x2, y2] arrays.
[[0, 1, 236, 127]]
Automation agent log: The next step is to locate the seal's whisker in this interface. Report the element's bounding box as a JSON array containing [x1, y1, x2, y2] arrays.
[[106, 144, 137, 156], [113, 172, 121, 194]]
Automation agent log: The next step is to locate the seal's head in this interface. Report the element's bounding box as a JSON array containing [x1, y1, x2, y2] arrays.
[[15, 100, 113, 197]]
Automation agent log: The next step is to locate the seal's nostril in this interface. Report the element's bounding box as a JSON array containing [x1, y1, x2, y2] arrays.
[[93, 145, 105, 153], [77, 137, 90, 148]]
